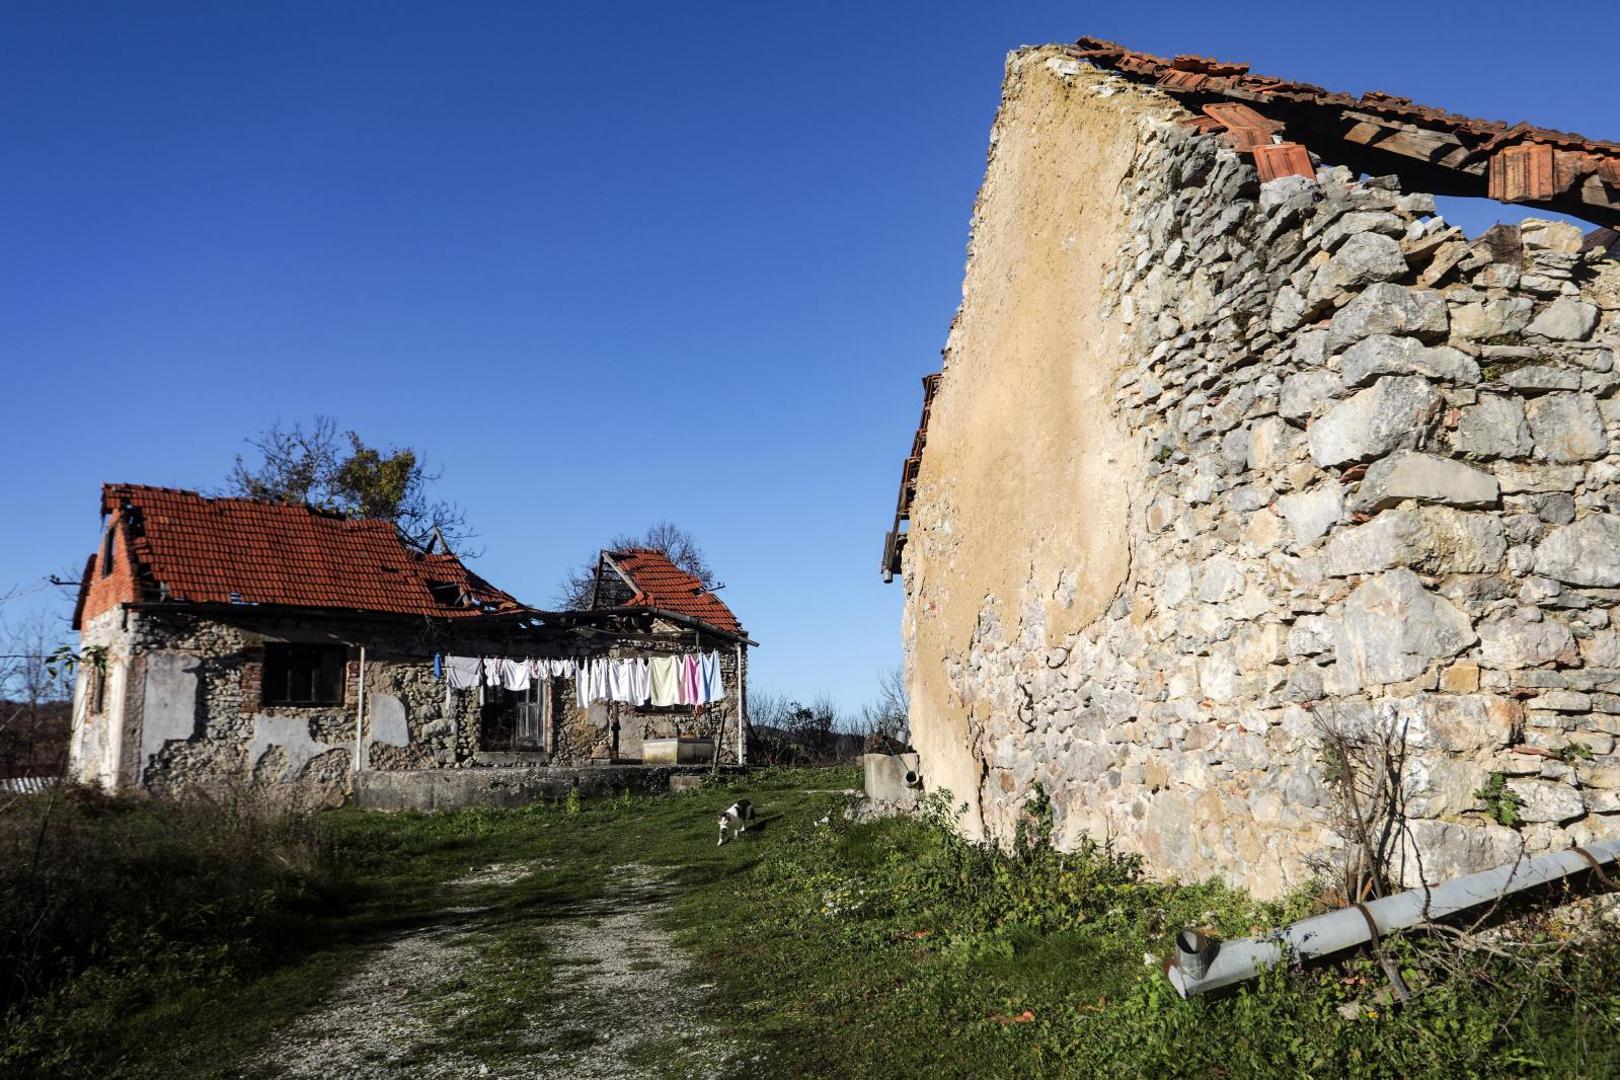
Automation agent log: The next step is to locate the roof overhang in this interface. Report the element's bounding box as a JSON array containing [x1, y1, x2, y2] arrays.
[[1066, 37, 1620, 229]]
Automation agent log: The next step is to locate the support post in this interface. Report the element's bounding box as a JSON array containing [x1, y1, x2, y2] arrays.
[[735, 642, 747, 766], [354, 645, 368, 775]]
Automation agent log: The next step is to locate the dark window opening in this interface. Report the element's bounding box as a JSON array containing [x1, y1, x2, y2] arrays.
[[101, 527, 116, 578], [89, 669, 107, 714], [262, 644, 346, 706]]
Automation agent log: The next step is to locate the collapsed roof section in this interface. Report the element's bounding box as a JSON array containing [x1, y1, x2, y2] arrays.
[[1066, 37, 1620, 229]]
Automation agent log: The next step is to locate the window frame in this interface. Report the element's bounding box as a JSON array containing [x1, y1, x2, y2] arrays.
[[261, 643, 347, 707]]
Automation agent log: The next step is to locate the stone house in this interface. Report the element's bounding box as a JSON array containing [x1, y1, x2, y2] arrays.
[[886, 38, 1620, 898], [69, 483, 753, 799]]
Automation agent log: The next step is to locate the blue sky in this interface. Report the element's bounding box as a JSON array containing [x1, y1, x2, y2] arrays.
[[3, 1, 1617, 712]]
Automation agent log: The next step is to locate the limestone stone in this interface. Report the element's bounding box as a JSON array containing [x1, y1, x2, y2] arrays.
[[1275, 485, 1343, 543], [1320, 506, 1506, 576], [1535, 515, 1620, 586], [1307, 232, 1408, 305], [1326, 283, 1449, 352], [1279, 369, 1345, 420], [1306, 376, 1442, 467], [1478, 612, 1577, 669], [1519, 218, 1585, 254], [1451, 298, 1534, 340], [1498, 364, 1581, 393], [1397, 819, 1524, 887], [1337, 335, 1479, 388], [1454, 394, 1534, 460], [1526, 393, 1608, 463], [1348, 450, 1498, 513], [1330, 570, 1477, 689], [1527, 297, 1600, 341], [1495, 462, 1584, 494], [1505, 778, 1585, 823], [1439, 662, 1480, 694]]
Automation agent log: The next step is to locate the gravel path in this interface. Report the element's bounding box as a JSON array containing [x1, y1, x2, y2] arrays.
[[254, 863, 736, 1079]]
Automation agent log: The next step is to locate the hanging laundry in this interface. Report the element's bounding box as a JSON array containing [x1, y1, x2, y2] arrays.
[[589, 658, 611, 704], [501, 657, 531, 692], [576, 662, 590, 709], [677, 654, 701, 706], [482, 657, 503, 687], [433, 654, 443, 680], [699, 651, 725, 704], [629, 657, 651, 706], [649, 655, 681, 707], [445, 656, 482, 691]]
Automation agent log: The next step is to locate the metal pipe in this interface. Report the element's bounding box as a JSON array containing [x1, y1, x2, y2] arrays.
[[1167, 837, 1620, 997]]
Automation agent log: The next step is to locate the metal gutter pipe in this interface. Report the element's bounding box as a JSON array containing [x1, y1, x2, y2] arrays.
[[1167, 837, 1620, 998]]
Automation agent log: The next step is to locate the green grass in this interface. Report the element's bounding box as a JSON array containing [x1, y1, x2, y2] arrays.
[[5, 769, 1618, 1079]]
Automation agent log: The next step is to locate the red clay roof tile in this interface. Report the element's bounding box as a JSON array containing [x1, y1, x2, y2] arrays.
[[606, 547, 742, 635], [97, 483, 524, 619]]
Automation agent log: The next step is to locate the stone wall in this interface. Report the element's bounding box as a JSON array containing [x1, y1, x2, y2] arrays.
[[68, 608, 752, 796], [903, 47, 1620, 899]]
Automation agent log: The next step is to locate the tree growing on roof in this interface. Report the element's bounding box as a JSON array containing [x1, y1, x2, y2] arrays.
[[225, 416, 474, 552], [555, 521, 717, 611]]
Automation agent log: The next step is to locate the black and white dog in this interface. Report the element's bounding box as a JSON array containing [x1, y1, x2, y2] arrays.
[[716, 799, 756, 846]]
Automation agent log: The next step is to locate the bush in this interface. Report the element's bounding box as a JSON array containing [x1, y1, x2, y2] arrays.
[[0, 782, 340, 1063]]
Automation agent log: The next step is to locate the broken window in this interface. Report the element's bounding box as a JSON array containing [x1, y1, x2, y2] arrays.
[[262, 643, 346, 706], [101, 527, 116, 577]]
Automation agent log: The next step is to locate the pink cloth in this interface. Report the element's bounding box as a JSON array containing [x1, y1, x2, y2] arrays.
[[678, 654, 701, 706]]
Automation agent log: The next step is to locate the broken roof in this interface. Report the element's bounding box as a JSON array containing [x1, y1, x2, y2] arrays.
[[92, 483, 526, 620], [602, 547, 743, 635], [1066, 37, 1620, 228]]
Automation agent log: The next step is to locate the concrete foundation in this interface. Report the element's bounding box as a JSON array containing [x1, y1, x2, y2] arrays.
[[352, 764, 744, 811]]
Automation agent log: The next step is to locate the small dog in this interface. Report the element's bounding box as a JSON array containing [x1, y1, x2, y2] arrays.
[[716, 799, 756, 845]]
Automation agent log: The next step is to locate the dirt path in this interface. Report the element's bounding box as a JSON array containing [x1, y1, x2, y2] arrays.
[[256, 863, 737, 1079]]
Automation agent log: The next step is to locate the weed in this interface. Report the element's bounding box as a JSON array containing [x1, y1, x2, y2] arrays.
[[1475, 772, 1524, 827]]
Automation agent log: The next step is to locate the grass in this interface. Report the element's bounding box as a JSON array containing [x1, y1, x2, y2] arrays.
[[4, 769, 1618, 1078]]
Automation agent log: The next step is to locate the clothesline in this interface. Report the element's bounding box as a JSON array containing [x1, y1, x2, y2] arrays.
[[438, 651, 726, 709]]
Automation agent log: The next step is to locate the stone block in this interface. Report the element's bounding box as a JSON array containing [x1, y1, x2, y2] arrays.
[[1327, 283, 1449, 352], [1338, 335, 1479, 388], [1498, 364, 1582, 393], [1321, 506, 1505, 576], [1275, 485, 1343, 543], [1307, 376, 1442, 467], [1526, 393, 1608, 463], [1307, 232, 1408, 306], [1330, 569, 1477, 689], [1479, 612, 1578, 669], [1506, 778, 1585, 823], [1535, 515, 1620, 587], [1279, 368, 1345, 420], [1348, 450, 1498, 513], [1451, 298, 1534, 340], [1454, 394, 1534, 460], [1527, 297, 1600, 341]]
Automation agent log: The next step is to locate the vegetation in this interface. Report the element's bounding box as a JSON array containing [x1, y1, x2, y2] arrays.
[[226, 415, 472, 551], [2, 772, 1616, 1078]]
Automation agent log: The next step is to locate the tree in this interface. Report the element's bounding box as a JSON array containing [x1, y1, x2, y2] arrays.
[[226, 416, 472, 551], [0, 612, 73, 780], [857, 665, 910, 751], [556, 521, 718, 610]]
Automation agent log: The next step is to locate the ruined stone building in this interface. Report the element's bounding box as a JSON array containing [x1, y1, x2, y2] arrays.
[[70, 484, 753, 800], [884, 38, 1620, 898]]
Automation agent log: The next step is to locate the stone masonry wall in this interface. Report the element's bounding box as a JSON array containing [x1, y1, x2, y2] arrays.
[[903, 47, 1620, 899]]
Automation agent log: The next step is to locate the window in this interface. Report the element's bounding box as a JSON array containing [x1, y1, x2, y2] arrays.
[[101, 527, 116, 577], [262, 644, 346, 706], [89, 669, 107, 714]]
